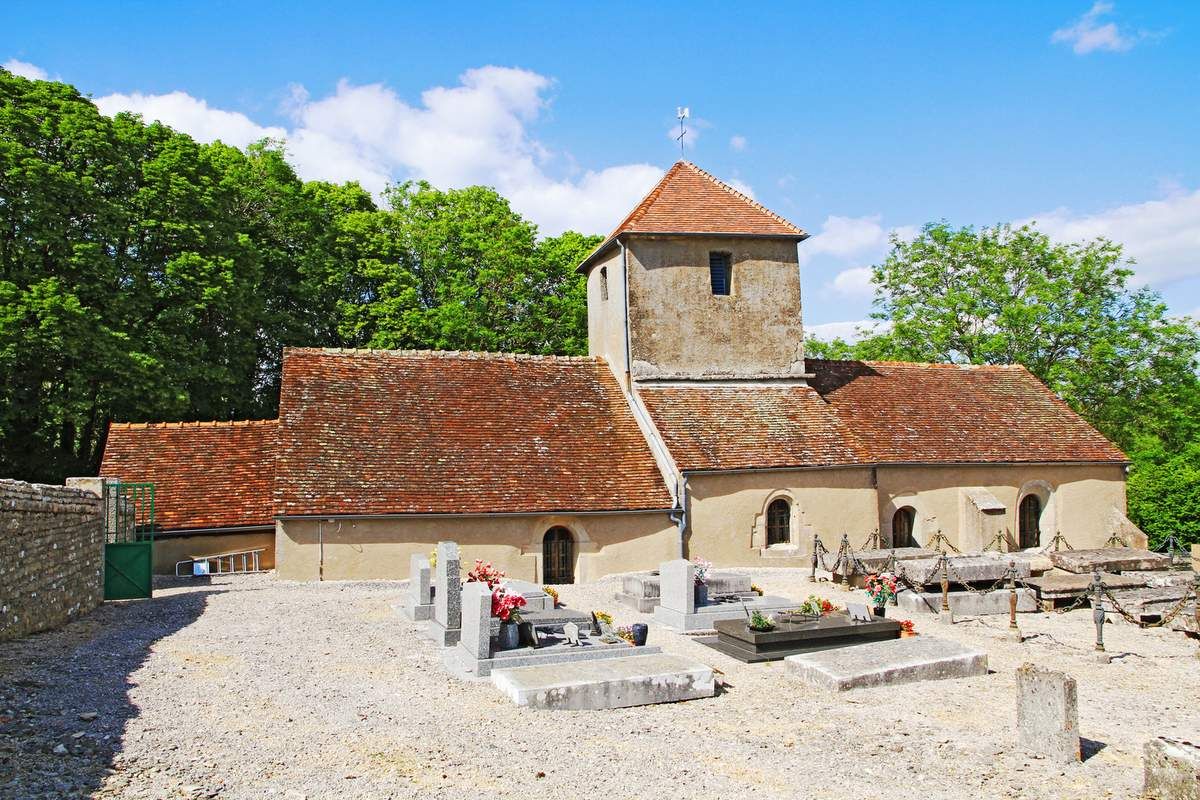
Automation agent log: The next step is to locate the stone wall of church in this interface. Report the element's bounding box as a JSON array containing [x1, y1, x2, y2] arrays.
[[585, 247, 629, 384], [274, 511, 677, 583], [875, 462, 1129, 551], [684, 468, 877, 565], [625, 235, 806, 379]]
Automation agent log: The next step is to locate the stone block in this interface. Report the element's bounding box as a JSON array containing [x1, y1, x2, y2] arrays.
[[899, 555, 1030, 587], [458, 581, 493, 661], [432, 541, 462, 646], [652, 595, 797, 632], [851, 547, 941, 573], [1049, 547, 1171, 574], [785, 636, 987, 691], [1016, 663, 1080, 764], [658, 559, 695, 614], [615, 571, 752, 612], [490, 653, 716, 710], [897, 588, 1036, 617], [1144, 738, 1200, 800], [1101, 586, 1195, 625], [402, 554, 433, 622]]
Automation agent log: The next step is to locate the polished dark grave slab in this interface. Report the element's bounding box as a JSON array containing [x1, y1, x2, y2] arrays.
[[701, 612, 902, 663]]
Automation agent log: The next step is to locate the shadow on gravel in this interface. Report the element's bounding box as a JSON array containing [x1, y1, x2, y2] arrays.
[[0, 581, 224, 799], [1081, 738, 1107, 761]]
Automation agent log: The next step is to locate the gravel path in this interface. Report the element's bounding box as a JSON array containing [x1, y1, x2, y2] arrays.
[[1, 569, 1196, 800]]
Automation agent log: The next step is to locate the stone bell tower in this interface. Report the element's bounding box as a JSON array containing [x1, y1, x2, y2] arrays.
[[578, 161, 810, 385]]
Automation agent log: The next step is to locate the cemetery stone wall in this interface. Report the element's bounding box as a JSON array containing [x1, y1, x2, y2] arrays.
[[0, 479, 104, 642]]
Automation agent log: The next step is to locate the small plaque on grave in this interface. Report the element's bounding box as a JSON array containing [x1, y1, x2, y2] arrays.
[[846, 602, 873, 622], [563, 622, 581, 646]]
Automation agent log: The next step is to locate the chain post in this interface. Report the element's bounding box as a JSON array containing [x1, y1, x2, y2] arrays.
[[810, 533, 819, 583], [840, 533, 852, 588], [1091, 569, 1106, 652], [1008, 560, 1019, 631], [940, 553, 950, 613]]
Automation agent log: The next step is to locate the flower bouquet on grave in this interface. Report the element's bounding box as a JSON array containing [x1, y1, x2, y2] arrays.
[[692, 557, 713, 606], [899, 619, 917, 637], [542, 585, 560, 608], [863, 573, 897, 617], [592, 610, 614, 635], [747, 609, 777, 632], [615, 626, 637, 646], [467, 559, 505, 589], [492, 588, 527, 650], [798, 594, 836, 617]]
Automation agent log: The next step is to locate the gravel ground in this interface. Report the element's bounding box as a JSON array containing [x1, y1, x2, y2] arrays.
[[1, 569, 1196, 800]]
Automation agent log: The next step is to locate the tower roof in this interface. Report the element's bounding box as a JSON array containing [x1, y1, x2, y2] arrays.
[[579, 160, 807, 271]]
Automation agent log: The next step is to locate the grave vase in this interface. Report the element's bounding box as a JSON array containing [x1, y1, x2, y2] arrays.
[[694, 583, 709, 607], [497, 621, 520, 650], [517, 621, 537, 648], [631, 623, 649, 646], [872, 605, 886, 618]]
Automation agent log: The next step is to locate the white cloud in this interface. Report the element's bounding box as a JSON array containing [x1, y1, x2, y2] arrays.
[[726, 178, 756, 200], [1020, 188, 1200, 285], [96, 90, 286, 148], [1051, 2, 1149, 54], [93, 66, 663, 236], [806, 319, 891, 343], [828, 266, 875, 299], [3, 58, 49, 80], [729, 135, 747, 152], [798, 214, 888, 264]]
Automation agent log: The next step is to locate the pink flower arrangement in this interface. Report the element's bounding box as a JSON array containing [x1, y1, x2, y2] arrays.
[[491, 588, 527, 623], [467, 559, 505, 589], [863, 572, 898, 606]]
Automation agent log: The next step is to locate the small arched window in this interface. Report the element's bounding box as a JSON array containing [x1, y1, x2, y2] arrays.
[[599, 267, 609, 301], [766, 498, 790, 546], [892, 507, 916, 548], [1019, 495, 1042, 549]]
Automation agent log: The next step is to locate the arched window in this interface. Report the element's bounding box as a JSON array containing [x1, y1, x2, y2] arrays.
[[892, 507, 916, 548], [542, 527, 575, 584], [766, 498, 790, 546], [1019, 495, 1042, 549]]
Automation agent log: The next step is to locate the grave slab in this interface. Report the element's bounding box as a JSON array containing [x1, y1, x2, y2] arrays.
[[1016, 663, 1080, 764], [1123, 570, 1197, 588], [401, 554, 433, 622], [431, 541, 462, 646], [898, 555, 1031, 587], [849, 547, 940, 573], [1143, 737, 1200, 800], [615, 571, 752, 612], [501, 579, 554, 613], [1023, 571, 1145, 604], [785, 636, 987, 691], [980, 550, 1054, 574], [1049, 547, 1171, 574], [897, 588, 1037, 617], [1100, 586, 1194, 625], [491, 653, 715, 710], [652, 594, 798, 632], [705, 612, 900, 663]]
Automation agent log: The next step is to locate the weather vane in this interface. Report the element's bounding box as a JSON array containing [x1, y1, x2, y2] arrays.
[[676, 106, 689, 157]]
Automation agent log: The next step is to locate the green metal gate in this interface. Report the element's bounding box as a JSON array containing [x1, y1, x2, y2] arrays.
[[103, 482, 156, 600]]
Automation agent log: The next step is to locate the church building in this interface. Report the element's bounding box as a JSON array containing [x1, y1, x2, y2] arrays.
[[99, 161, 1139, 582]]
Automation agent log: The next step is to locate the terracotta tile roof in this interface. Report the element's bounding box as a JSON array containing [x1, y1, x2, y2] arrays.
[[809, 360, 1127, 464], [613, 161, 806, 238], [579, 161, 806, 271], [640, 360, 1126, 472], [273, 348, 674, 516], [639, 385, 868, 472], [99, 420, 277, 531]]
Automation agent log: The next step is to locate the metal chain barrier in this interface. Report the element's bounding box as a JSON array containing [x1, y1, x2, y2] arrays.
[[1047, 530, 1074, 552], [1104, 532, 1129, 549], [925, 530, 961, 554]]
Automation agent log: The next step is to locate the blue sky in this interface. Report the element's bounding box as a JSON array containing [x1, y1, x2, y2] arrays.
[[4, 1, 1199, 336]]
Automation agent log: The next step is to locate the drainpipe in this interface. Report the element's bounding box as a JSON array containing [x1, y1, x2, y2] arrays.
[[317, 519, 324, 581], [620, 240, 632, 387], [668, 474, 689, 560]]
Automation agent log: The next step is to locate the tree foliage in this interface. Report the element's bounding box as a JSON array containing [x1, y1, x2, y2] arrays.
[[0, 69, 594, 483], [809, 221, 1200, 545]]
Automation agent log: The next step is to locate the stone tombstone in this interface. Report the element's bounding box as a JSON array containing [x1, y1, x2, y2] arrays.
[[433, 541, 462, 632], [1143, 737, 1200, 800], [459, 581, 493, 661], [408, 554, 432, 618], [659, 559, 696, 614], [1015, 663, 1080, 764]]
